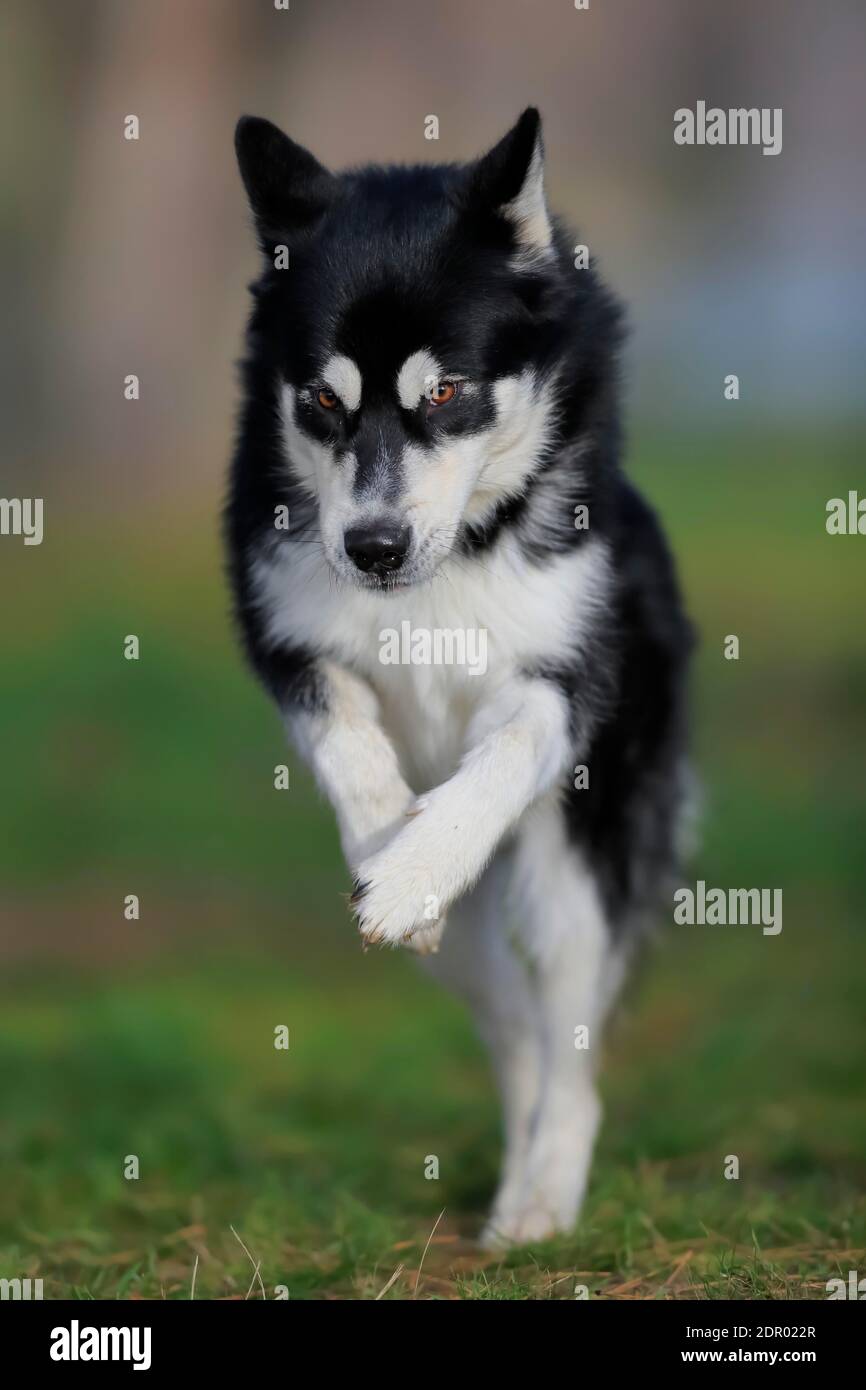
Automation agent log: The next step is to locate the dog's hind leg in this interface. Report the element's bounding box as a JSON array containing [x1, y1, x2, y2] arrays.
[[484, 794, 627, 1246], [419, 847, 542, 1240]]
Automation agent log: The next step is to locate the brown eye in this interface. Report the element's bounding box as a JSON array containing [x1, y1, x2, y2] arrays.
[[317, 387, 339, 410], [429, 380, 458, 408]]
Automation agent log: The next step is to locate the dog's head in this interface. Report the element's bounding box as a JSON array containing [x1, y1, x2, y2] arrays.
[[236, 109, 598, 590]]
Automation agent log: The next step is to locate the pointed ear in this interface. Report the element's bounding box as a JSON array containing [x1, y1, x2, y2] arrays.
[[234, 116, 335, 251], [467, 108, 552, 256]]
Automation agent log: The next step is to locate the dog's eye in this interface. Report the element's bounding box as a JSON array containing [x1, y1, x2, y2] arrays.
[[428, 380, 459, 408], [317, 387, 339, 410]]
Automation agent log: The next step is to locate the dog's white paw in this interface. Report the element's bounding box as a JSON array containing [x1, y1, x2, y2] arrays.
[[480, 1185, 579, 1248], [349, 861, 443, 948], [479, 1202, 563, 1249], [481, 1107, 597, 1247], [349, 799, 447, 949]]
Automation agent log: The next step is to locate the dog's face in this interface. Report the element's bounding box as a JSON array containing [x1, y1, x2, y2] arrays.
[[236, 110, 570, 590]]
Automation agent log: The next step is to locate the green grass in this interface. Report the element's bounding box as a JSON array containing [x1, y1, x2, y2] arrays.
[[1, 921, 863, 1299], [0, 427, 864, 1298]]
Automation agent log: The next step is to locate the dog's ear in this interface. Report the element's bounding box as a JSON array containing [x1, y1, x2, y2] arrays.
[[466, 108, 552, 256], [235, 116, 335, 253]]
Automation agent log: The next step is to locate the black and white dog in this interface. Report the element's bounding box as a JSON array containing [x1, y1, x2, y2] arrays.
[[226, 109, 693, 1245]]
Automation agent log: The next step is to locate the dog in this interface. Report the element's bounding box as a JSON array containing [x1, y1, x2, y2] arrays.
[[226, 108, 694, 1245]]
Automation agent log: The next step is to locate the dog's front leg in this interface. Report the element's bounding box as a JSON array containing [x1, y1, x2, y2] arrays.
[[287, 661, 415, 869], [351, 677, 571, 947]]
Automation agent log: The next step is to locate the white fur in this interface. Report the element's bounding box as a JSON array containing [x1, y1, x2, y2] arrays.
[[488, 798, 625, 1242], [253, 535, 610, 787], [288, 661, 414, 867], [278, 382, 342, 505], [352, 675, 569, 945], [502, 137, 554, 262], [420, 797, 626, 1245], [463, 373, 557, 526], [321, 353, 362, 411], [396, 348, 442, 410]]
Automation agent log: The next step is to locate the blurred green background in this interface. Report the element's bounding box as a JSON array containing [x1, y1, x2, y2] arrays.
[[1, 0, 864, 1299]]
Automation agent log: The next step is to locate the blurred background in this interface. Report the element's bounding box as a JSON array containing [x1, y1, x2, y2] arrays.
[[0, 0, 864, 1299]]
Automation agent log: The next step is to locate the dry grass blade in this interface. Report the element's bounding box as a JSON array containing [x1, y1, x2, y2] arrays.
[[230, 1224, 267, 1301], [245, 1261, 262, 1300], [413, 1208, 446, 1300], [375, 1264, 405, 1300]]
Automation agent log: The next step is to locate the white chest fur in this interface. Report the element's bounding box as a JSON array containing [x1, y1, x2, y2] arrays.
[[252, 535, 609, 790]]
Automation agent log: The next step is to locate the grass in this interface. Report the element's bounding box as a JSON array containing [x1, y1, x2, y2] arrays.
[[0, 426, 864, 1298], [1, 920, 863, 1299]]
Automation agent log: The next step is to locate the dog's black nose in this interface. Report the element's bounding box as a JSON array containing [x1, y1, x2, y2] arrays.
[[344, 523, 411, 576]]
